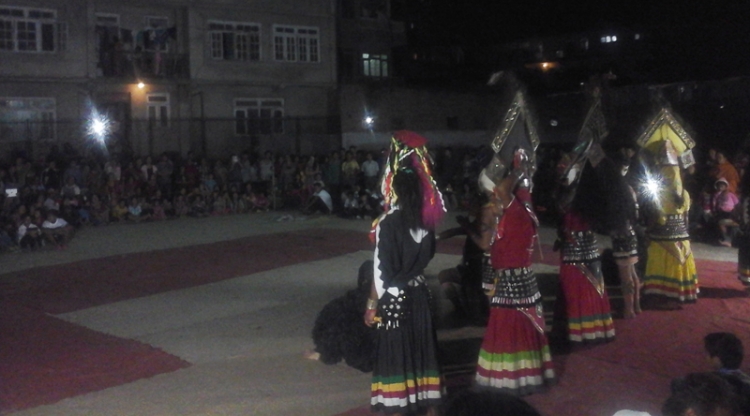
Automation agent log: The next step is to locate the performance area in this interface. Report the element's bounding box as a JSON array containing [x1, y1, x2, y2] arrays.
[[0, 213, 748, 416]]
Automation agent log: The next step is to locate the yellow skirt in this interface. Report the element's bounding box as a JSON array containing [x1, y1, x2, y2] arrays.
[[644, 240, 698, 302]]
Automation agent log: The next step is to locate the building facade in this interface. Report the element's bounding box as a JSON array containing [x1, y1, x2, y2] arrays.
[[0, 0, 338, 159]]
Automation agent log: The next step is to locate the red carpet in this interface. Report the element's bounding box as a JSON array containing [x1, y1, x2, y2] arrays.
[[0, 228, 372, 413]]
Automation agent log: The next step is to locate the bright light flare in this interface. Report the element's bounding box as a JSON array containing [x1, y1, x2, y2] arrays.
[[87, 110, 110, 144], [365, 116, 374, 125], [137, 82, 145, 89], [639, 169, 663, 207]]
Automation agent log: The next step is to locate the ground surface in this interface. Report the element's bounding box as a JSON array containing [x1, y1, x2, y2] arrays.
[[0, 212, 748, 416]]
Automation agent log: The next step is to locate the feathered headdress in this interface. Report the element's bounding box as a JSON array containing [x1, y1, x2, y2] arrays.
[[374, 130, 445, 235]]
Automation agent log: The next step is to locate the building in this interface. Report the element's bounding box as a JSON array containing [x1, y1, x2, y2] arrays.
[[0, 0, 338, 159]]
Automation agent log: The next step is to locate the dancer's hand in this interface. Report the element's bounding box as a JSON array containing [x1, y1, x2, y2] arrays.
[[364, 309, 377, 327]]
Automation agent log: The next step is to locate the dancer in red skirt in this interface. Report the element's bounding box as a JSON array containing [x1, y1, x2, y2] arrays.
[[475, 151, 555, 395], [555, 143, 616, 344]]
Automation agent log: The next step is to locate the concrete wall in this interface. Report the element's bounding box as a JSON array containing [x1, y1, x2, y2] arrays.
[[339, 84, 498, 150]]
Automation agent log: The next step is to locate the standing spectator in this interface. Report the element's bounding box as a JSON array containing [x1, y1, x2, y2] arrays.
[[42, 160, 61, 190], [156, 153, 174, 197], [361, 152, 380, 191], [141, 156, 158, 183], [63, 159, 83, 186], [259, 151, 275, 184], [341, 151, 360, 188]]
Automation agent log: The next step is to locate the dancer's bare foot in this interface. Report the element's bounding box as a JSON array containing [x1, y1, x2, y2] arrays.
[[303, 350, 320, 360]]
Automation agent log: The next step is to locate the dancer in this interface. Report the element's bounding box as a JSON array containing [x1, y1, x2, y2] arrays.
[[305, 260, 376, 372], [641, 140, 698, 309], [609, 160, 642, 318], [364, 130, 444, 415], [475, 150, 555, 395], [555, 142, 615, 344]]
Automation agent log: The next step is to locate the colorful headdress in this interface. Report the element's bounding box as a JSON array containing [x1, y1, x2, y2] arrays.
[[379, 130, 445, 230]]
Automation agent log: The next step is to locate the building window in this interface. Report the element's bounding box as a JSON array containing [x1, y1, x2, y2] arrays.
[[147, 93, 169, 127], [362, 53, 388, 78], [0, 6, 64, 53], [273, 25, 319, 62], [144, 16, 169, 52], [209, 21, 260, 61], [0, 97, 56, 140], [234, 98, 284, 135]]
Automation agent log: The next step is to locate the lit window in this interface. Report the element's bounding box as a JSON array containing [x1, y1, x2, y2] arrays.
[[209, 21, 261, 61], [234, 98, 284, 135], [600, 36, 606, 43], [0, 6, 64, 53], [146, 93, 169, 127], [362, 53, 388, 78], [273, 25, 319, 63], [612, 35, 617, 42], [0, 97, 56, 140], [635, 33, 641, 40]]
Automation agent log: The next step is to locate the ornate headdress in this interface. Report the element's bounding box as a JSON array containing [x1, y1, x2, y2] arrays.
[[636, 106, 696, 170], [479, 78, 540, 192], [378, 130, 445, 230]]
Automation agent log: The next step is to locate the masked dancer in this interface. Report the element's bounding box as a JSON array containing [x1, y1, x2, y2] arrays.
[[555, 142, 616, 344], [475, 150, 555, 395], [642, 140, 698, 308], [364, 130, 445, 415]]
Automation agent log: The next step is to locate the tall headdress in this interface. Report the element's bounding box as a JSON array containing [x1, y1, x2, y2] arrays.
[[559, 92, 608, 187], [636, 106, 696, 169], [480, 74, 541, 191], [379, 130, 445, 230]]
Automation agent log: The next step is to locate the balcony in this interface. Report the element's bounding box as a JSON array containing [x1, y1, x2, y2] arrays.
[[98, 50, 189, 80]]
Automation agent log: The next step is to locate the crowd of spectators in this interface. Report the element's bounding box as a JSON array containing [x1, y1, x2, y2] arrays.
[[0, 143, 494, 255], [2, 140, 747, 256]]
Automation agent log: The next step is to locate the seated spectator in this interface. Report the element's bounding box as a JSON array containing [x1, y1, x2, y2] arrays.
[[127, 197, 150, 222], [663, 372, 739, 416], [42, 210, 73, 249], [341, 187, 360, 218], [173, 194, 189, 217], [151, 198, 167, 221], [189, 195, 209, 217], [302, 181, 333, 215], [111, 199, 128, 222], [704, 332, 750, 415], [44, 188, 60, 212], [17, 215, 43, 250], [89, 194, 110, 225], [61, 176, 81, 199], [706, 178, 740, 246]]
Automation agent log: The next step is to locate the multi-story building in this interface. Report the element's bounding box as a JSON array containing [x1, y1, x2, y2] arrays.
[[0, 0, 338, 158]]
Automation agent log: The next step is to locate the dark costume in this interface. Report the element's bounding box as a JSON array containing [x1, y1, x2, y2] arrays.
[[370, 208, 441, 413], [476, 187, 555, 394], [310, 261, 376, 372], [369, 130, 445, 414]]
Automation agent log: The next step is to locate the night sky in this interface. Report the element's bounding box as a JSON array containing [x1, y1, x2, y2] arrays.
[[413, 0, 750, 82]]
